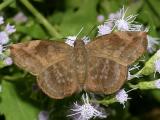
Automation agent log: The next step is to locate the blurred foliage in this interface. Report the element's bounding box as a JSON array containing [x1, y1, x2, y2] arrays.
[[0, 0, 160, 120]]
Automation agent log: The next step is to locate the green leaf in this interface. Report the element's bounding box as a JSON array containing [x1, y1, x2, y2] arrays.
[[58, 0, 98, 37], [17, 21, 47, 39], [152, 89, 160, 102], [100, 0, 121, 14], [0, 61, 5, 69], [138, 2, 160, 28], [147, 0, 160, 18], [127, 0, 144, 15], [0, 80, 40, 120], [138, 50, 160, 75], [48, 12, 64, 25]]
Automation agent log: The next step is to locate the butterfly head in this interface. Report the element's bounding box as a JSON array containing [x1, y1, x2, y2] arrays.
[[74, 39, 85, 48]]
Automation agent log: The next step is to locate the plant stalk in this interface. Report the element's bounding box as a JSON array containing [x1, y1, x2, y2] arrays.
[[20, 0, 61, 38]]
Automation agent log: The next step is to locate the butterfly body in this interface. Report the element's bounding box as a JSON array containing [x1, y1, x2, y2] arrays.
[[73, 39, 87, 85], [10, 32, 147, 99]]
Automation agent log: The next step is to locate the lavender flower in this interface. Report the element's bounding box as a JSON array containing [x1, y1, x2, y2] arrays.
[[4, 57, 13, 65], [113, 7, 142, 31], [108, 11, 121, 20], [5, 23, 16, 34], [115, 89, 129, 107], [0, 16, 15, 67], [38, 111, 49, 120], [128, 71, 141, 80], [65, 34, 90, 47], [0, 31, 9, 45], [0, 16, 4, 25], [82, 36, 90, 45], [127, 64, 141, 80], [97, 15, 105, 23], [65, 36, 77, 47], [129, 64, 141, 71], [0, 44, 3, 54], [97, 6, 144, 36], [155, 79, 160, 89], [68, 93, 106, 120], [65, 28, 84, 47], [13, 12, 28, 23], [154, 59, 160, 74], [147, 35, 159, 53], [97, 24, 112, 36]]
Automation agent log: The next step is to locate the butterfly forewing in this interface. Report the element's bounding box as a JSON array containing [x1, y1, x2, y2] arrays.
[[84, 56, 128, 94], [86, 32, 147, 66], [10, 40, 73, 75]]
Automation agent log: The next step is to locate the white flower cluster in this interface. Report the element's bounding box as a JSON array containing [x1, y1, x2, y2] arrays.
[[154, 79, 160, 89], [97, 7, 160, 53], [154, 59, 160, 74], [97, 7, 144, 36], [128, 64, 142, 80], [65, 27, 91, 47], [147, 35, 159, 53], [38, 111, 49, 120], [153, 50, 160, 76], [68, 94, 106, 120], [65, 36, 77, 47], [0, 16, 16, 66], [97, 15, 105, 23], [65, 36, 90, 47], [115, 89, 132, 108]]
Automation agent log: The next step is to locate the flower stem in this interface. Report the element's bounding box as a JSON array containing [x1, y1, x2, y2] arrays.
[[2, 72, 27, 80], [0, 0, 14, 10], [98, 80, 159, 106], [20, 0, 61, 38], [97, 97, 116, 106], [129, 80, 156, 90]]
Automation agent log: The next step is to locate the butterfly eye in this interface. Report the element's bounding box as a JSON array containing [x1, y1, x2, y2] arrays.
[[73, 40, 77, 47]]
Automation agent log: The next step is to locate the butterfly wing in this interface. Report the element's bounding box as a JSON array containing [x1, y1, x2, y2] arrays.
[[10, 40, 79, 99], [37, 54, 80, 99], [10, 40, 72, 75], [84, 56, 128, 94], [86, 32, 147, 66]]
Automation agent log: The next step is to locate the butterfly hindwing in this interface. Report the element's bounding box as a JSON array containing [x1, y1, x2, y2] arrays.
[[86, 32, 147, 66], [37, 55, 79, 99], [84, 56, 128, 94]]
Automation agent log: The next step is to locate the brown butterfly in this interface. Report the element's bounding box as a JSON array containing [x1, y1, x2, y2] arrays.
[[10, 32, 147, 99]]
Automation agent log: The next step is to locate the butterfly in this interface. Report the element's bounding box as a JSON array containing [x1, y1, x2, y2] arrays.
[[10, 32, 147, 99]]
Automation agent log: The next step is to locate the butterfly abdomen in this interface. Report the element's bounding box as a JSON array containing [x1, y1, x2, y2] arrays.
[[73, 40, 88, 86]]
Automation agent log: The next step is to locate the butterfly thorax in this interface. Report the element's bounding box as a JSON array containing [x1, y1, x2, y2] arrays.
[[73, 39, 87, 86]]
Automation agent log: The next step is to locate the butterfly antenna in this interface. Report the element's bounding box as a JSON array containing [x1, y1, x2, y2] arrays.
[[61, 27, 84, 41], [76, 27, 84, 38], [85, 24, 97, 37]]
